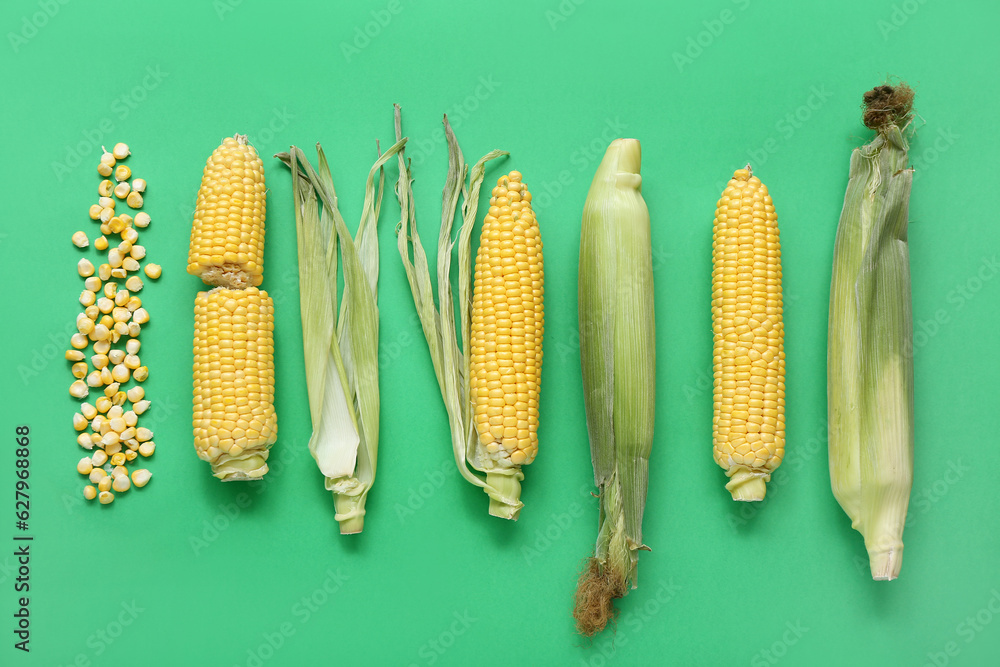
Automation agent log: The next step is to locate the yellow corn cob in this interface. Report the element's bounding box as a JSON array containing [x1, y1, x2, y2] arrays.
[[188, 135, 267, 289], [193, 287, 277, 481], [470, 171, 544, 470], [712, 165, 785, 501]]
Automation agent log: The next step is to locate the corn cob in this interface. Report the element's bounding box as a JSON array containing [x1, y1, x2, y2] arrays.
[[470, 171, 544, 472], [828, 83, 915, 580], [573, 139, 655, 636], [192, 287, 276, 480], [189, 135, 276, 481], [712, 166, 785, 501], [188, 135, 267, 289]]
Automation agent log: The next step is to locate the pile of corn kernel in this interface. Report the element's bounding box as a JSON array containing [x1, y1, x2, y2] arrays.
[[67, 143, 161, 505]]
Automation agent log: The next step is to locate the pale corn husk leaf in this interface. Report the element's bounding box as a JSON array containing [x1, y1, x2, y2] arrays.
[[579, 138, 655, 588], [278, 137, 406, 533], [828, 123, 914, 581]]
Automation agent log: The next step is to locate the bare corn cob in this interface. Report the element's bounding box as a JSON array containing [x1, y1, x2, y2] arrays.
[[712, 166, 785, 501], [470, 171, 544, 472], [187, 135, 267, 289]]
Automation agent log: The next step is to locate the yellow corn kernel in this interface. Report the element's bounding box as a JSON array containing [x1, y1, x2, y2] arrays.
[[144, 263, 161, 279], [187, 135, 267, 289], [126, 191, 143, 209], [72, 231, 89, 248], [470, 171, 544, 469], [711, 166, 785, 501], [193, 287, 277, 479], [112, 143, 130, 159], [114, 164, 131, 181], [89, 204, 103, 220], [98, 179, 114, 197]]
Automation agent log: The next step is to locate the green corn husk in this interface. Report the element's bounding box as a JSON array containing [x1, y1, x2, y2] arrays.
[[392, 106, 522, 518], [828, 82, 915, 580], [276, 137, 406, 534], [573, 139, 656, 635]]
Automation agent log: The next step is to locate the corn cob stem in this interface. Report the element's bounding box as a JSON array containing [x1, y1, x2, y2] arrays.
[[828, 83, 915, 580]]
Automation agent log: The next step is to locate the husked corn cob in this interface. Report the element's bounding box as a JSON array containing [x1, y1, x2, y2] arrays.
[[470, 171, 544, 470], [193, 287, 277, 480], [712, 166, 785, 501], [188, 135, 267, 289]]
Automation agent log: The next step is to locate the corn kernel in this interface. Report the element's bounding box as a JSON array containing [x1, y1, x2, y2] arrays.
[[134, 212, 151, 228], [79, 290, 96, 307], [114, 181, 131, 199], [126, 191, 143, 209], [77, 457, 93, 475], [98, 179, 114, 197], [122, 257, 140, 272], [70, 333, 88, 349], [73, 413, 88, 430], [72, 231, 89, 248], [132, 308, 149, 324], [94, 236, 109, 251], [131, 178, 146, 193], [91, 450, 108, 467], [111, 268, 127, 279], [112, 475, 130, 492], [125, 276, 143, 291], [93, 339, 110, 354], [143, 263, 161, 279], [77, 258, 95, 277], [98, 476, 113, 492], [126, 386, 144, 402], [71, 362, 87, 379], [131, 469, 152, 487], [98, 263, 112, 281], [130, 245, 146, 260], [89, 468, 107, 484], [98, 490, 114, 504], [89, 204, 103, 220], [112, 143, 130, 159], [138, 442, 155, 457], [114, 164, 131, 181], [83, 485, 97, 500], [95, 396, 112, 413], [66, 350, 85, 361], [132, 400, 150, 415]]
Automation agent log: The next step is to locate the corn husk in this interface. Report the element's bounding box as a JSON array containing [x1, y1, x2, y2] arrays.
[[828, 83, 915, 580], [276, 137, 406, 534], [573, 138, 656, 635], [392, 106, 524, 518]]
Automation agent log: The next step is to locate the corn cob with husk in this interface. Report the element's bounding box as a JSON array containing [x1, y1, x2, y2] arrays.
[[275, 136, 406, 534], [573, 138, 655, 636], [828, 82, 915, 581], [712, 166, 785, 501], [188, 135, 277, 481], [394, 106, 543, 520]]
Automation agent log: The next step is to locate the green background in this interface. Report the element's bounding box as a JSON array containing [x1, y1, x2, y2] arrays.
[[2, 0, 998, 665]]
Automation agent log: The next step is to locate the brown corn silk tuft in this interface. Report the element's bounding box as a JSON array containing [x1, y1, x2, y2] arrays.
[[861, 83, 914, 131], [573, 558, 626, 637]]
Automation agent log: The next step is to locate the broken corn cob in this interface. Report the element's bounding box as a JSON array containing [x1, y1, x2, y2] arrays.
[[192, 287, 276, 480], [712, 166, 785, 501], [187, 135, 267, 289]]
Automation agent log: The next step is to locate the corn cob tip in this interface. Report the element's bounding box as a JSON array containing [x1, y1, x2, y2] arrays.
[[724, 468, 768, 502], [234, 133, 248, 145], [861, 82, 914, 131], [211, 454, 269, 482]]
